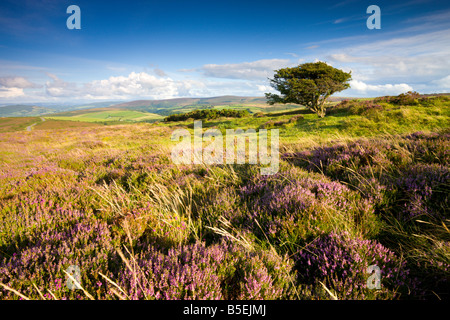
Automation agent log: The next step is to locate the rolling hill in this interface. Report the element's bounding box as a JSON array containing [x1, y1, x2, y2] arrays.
[[0, 101, 124, 117], [0, 96, 360, 119], [110, 96, 271, 115], [0, 105, 55, 117], [112, 96, 267, 108]]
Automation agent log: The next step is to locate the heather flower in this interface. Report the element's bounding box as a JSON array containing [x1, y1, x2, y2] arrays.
[[0, 212, 116, 300], [239, 169, 378, 243], [115, 240, 296, 300], [294, 232, 418, 299]]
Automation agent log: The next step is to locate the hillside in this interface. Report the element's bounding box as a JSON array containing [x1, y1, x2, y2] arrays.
[[112, 96, 267, 108], [111, 95, 301, 115], [0, 93, 448, 301], [44, 96, 303, 123], [0, 105, 55, 117], [0, 101, 124, 118]]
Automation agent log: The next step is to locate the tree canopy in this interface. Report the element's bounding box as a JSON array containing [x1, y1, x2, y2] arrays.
[[266, 62, 352, 118]]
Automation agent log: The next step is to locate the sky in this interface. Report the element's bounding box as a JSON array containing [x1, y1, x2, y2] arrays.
[[1, 0, 450, 103]]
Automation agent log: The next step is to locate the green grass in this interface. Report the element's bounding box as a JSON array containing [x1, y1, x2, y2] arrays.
[[47, 109, 164, 123], [0, 117, 41, 132], [158, 100, 449, 150], [34, 119, 102, 130]]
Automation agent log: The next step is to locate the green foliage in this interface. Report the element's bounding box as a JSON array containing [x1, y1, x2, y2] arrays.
[[164, 108, 250, 122], [266, 62, 352, 118], [374, 91, 421, 105]]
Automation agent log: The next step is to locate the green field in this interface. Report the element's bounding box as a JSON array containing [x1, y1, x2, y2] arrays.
[[47, 109, 164, 123]]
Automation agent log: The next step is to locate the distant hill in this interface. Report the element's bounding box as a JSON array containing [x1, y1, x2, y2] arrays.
[[110, 96, 270, 115], [69, 101, 125, 110], [0, 105, 55, 117], [6, 94, 447, 119], [109, 95, 359, 116], [112, 96, 267, 108], [0, 101, 124, 117]]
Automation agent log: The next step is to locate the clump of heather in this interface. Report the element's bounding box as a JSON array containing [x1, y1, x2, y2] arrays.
[[196, 186, 251, 244], [284, 131, 449, 220], [284, 139, 393, 181], [239, 168, 380, 244], [115, 240, 296, 300], [413, 240, 450, 298], [235, 248, 296, 300], [0, 210, 117, 300], [294, 232, 417, 299], [375, 91, 421, 106], [394, 163, 449, 220], [416, 244, 450, 286]]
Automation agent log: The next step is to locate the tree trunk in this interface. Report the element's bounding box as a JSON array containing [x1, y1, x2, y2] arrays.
[[317, 96, 328, 118]]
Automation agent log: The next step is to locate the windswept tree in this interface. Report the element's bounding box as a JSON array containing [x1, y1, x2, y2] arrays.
[[266, 62, 352, 118]]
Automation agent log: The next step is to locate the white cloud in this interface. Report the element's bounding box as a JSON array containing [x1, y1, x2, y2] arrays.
[[432, 75, 450, 89], [0, 76, 40, 99], [0, 87, 24, 98], [0, 68, 277, 102], [325, 28, 450, 94], [200, 59, 299, 80], [256, 85, 273, 93], [45, 72, 191, 100], [349, 80, 413, 95]]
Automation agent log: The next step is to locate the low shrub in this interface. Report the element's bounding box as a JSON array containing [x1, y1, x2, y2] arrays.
[[115, 240, 296, 300], [294, 232, 418, 299]]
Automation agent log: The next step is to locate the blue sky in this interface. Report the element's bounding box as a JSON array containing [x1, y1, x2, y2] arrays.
[[1, 0, 450, 103]]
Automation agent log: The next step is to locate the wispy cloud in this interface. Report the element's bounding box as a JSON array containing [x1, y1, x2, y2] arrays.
[[333, 18, 347, 24], [0, 76, 41, 88], [106, 66, 127, 72], [402, 8, 450, 24], [153, 68, 167, 77], [432, 75, 450, 90], [328, 0, 359, 9], [326, 28, 450, 83], [199, 59, 299, 80]]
